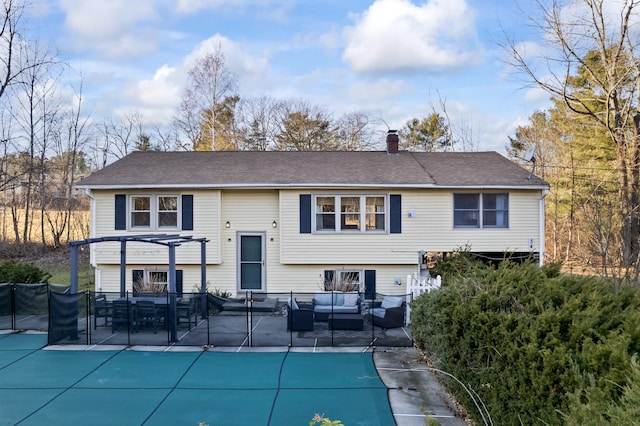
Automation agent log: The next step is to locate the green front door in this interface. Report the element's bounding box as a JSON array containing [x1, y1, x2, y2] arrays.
[[238, 233, 265, 291]]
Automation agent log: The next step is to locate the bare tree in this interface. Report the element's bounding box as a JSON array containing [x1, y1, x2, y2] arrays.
[[48, 76, 92, 246], [9, 40, 59, 244], [236, 96, 280, 151], [505, 0, 640, 273], [175, 43, 238, 151], [97, 112, 145, 164], [335, 111, 377, 151], [0, 0, 26, 100]]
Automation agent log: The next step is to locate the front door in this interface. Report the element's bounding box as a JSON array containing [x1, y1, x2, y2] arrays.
[[238, 233, 265, 291]]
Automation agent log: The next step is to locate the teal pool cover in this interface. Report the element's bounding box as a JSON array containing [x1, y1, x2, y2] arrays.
[[0, 333, 395, 425]]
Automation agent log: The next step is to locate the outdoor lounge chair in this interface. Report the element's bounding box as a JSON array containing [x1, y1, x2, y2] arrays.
[[286, 298, 314, 331]]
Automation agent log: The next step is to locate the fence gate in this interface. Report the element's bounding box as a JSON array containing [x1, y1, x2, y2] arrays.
[[406, 274, 441, 324]]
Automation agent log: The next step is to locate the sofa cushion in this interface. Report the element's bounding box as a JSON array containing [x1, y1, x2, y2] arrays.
[[314, 293, 333, 305], [371, 307, 386, 318], [381, 296, 403, 309], [314, 305, 359, 314], [343, 292, 359, 307]]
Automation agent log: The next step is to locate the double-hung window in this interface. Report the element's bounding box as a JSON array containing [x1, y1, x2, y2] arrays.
[[453, 193, 509, 228], [315, 195, 386, 232], [324, 269, 363, 291], [129, 195, 179, 230]]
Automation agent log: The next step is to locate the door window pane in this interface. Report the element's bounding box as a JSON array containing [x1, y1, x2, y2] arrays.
[[240, 236, 262, 261], [240, 264, 262, 289]]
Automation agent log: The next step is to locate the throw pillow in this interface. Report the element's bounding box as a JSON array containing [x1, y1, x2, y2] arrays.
[[381, 296, 403, 309], [288, 297, 299, 310], [343, 292, 359, 307]]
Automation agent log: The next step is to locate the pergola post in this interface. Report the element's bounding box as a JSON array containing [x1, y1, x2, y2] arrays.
[[120, 240, 127, 297], [200, 240, 207, 320], [168, 244, 178, 342], [70, 244, 79, 294]]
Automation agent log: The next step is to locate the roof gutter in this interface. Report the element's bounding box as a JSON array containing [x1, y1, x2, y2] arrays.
[[75, 183, 551, 191]]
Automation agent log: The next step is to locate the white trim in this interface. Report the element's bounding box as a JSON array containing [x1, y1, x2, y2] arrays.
[[77, 183, 550, 191], [237, 232, 266, 292], [127, 193, 181, 231], [313, 194, 388, 234], [539, 189, 548, 266], [453, 192, 509, 229]]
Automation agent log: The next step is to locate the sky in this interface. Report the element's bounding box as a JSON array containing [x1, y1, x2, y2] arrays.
[[26, 0, 551, 154]]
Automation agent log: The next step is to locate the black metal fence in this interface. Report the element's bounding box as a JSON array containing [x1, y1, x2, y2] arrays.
[[1, 286, 414, 348]]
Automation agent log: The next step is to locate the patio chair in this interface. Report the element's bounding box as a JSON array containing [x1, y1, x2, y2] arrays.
[[286, 298, 314, 332], [93, 293, 112, 329], [111, 299, 134, 333], [177, 297, 198, 330], [135, 300, 163, 334], [366, 295, 405, 329]]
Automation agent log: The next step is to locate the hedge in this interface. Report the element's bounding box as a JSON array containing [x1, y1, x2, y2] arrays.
[[410, 257, 640, 424]]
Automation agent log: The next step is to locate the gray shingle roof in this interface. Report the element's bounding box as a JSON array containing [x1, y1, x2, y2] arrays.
[[76, 150, 549, 189]]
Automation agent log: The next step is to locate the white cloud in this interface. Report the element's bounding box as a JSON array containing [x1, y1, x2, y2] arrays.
[[342, 0, 483, 73], [57, 0, 163, 58], [136, 65, 182, 109]]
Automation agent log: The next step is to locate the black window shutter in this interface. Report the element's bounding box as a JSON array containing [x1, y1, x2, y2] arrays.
[[364, 270, 376, 300], [115, 194, 126, 230], [182, 195, 193, 230], [323, 270, 335, 290], [132, 270, 143, 294], [300, 194, 312, 234], [390, 194, 401, 234], [176, 270, 183, 296]]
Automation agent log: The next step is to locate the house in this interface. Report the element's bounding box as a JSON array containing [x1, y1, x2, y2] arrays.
[[75, 132, 549, 297]]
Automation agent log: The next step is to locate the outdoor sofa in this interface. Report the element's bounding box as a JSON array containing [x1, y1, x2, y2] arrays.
[[312, 292, 361, 321]]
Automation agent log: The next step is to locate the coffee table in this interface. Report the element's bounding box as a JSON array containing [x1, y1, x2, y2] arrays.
[[328, 313, 364, 330]]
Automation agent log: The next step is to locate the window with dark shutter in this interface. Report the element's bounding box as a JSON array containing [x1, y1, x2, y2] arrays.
[[182, 195, 193, 231], [389, 194, 401, 234], [300, 194, 312, 233], [115, 194, 126, 230]]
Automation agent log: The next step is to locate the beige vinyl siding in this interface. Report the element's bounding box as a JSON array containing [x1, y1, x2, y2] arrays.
[[418, 189, 541, 253], [280, 189, 543, 265], [218, 190, 280, 292], [91, 190, 221, 266], [96, 265, 207, 294], [96, 264, 413, 297]]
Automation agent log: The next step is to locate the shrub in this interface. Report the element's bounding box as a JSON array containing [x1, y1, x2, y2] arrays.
[[0, 260, 51, 283], [411, 261, 640, 424]]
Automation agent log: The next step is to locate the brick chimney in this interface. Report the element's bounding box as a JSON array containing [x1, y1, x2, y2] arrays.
[[386, 130, 399, 154]]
